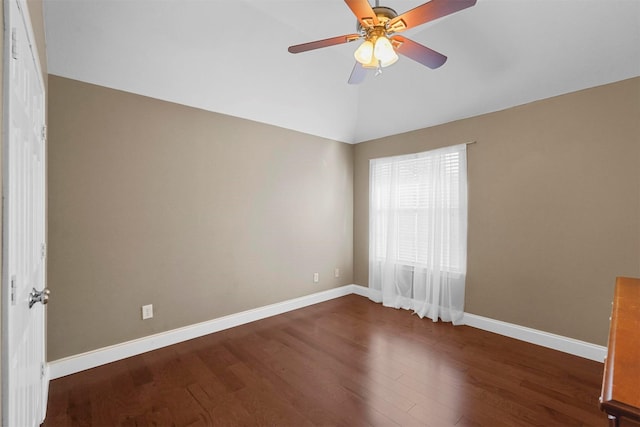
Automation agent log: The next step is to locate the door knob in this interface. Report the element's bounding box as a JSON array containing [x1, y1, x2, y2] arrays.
[[29, 288, 50, 308]]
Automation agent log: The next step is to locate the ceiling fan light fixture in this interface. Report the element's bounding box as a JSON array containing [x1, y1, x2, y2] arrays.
[[354, 40, 374, 64], [373, 36, 398, 67], [361, 56, 379, 69], [379, 52, 399, 67]]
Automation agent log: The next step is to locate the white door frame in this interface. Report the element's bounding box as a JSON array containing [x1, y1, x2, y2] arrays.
[[2, 0, 48, 425]]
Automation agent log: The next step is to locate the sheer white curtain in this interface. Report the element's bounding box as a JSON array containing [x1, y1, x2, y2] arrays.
[[368, 144, 468, 324]]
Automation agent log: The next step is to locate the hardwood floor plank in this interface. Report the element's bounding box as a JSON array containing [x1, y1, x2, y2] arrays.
[[216, 333, 346, 425], [66, 384, 93, 427], [229, 363, 314, 427], [193, 382, 255, 426], [258, 326, 416, 426], [265, 324, 438, 425], [43, 295, 608, 426]]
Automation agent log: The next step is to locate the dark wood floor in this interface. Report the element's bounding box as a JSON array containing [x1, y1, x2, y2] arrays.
[[43, 294, 609, 426]]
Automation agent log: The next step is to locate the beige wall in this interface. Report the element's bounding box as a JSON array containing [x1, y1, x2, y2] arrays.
[[47, 74, 638, 358], [26, 0, 48, 87], [47, 76, 354, 360], [354, 77, 640, 346]]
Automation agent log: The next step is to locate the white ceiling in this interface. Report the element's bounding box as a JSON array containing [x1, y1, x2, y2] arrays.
[[43, 0, 640, 144]]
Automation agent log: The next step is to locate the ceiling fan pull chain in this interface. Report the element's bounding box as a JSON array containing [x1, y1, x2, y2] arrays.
[[375, 63, 383, 76]]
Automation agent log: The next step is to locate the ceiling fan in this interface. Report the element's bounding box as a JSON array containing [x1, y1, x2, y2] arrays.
[[288, 0, 477, 84]]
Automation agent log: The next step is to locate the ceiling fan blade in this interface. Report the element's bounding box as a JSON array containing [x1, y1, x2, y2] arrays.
[[348, 62, 367, 85], [387, 0, 476, 33], [288, 34, 361, 54], [391, 36, 447, 69], [344, 0, 379, 28]]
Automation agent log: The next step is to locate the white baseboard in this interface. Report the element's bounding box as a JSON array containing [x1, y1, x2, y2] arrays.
[[41, 364, 50, 423], [49, 284, 605, 379], [463, 313, 607, 362], [49, 285, 359, 379]]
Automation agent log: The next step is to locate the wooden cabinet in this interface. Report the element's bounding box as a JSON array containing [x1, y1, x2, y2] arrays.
[[600, 277, 640, 427]]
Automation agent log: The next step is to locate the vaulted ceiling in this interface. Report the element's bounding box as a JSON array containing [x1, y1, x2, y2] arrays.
[[44, 0, 640, 143]]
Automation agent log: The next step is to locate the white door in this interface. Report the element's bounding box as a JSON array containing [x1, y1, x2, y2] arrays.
[[2, 0, 48, 425]]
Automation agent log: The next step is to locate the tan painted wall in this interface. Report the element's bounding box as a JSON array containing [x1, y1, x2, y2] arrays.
[[47, 74, 638, 358], [47, 76, 354, 360], [354, 77, 640, 346], [26, 0, 48, 86]]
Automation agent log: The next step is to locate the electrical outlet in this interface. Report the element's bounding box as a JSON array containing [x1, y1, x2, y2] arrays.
[[313, 273, 319, 283], [334, 268, 340, 278], [142, 304, 153, 320]]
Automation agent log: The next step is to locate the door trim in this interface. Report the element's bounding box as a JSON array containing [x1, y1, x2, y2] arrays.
[[2, 0, 48, 424]]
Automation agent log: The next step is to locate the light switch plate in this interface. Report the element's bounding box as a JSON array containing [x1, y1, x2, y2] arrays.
[[142, 304, 153, 320]]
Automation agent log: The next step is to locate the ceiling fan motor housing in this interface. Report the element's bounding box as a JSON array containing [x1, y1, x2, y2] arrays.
[[356, 6, 398, 33]]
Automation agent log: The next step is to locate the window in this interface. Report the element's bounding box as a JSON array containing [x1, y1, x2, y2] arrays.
[[370, 148, 464, 272], [368, 144, 468, 323]]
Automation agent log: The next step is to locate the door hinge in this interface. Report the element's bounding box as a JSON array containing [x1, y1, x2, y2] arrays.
[[11, 28, 18, 60], [41, 242, 47, 260], [41, 125, 47, 142], [41, 362, 45, 379], [10, 275, 17, 305]]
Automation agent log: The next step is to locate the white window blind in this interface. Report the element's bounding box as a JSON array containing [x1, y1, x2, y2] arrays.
[[370, 148, 464, 272]]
